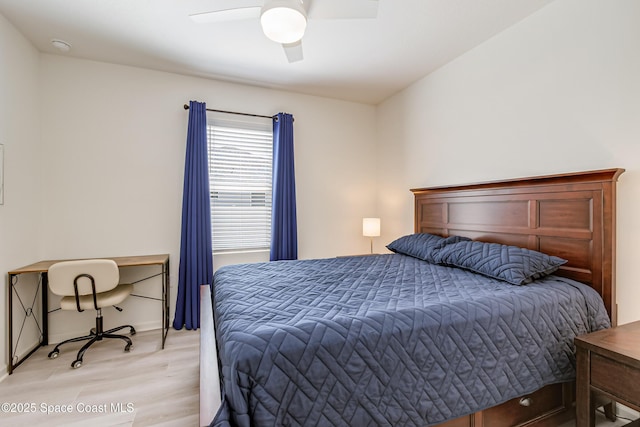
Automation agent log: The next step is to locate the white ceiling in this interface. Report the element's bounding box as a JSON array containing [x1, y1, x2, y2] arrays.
[[0, 0, 554, 104]]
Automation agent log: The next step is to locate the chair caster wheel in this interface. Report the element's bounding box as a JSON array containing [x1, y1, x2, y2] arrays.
[[48, 350, 59, 359], [124, 344, 132, 352], [71, 360, 82, 369]]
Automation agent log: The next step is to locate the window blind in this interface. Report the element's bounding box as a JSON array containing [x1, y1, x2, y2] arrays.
[[207, 118, 273, 253]]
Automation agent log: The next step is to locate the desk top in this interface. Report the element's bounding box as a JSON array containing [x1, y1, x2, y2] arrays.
[[8, 254, 169, 275]]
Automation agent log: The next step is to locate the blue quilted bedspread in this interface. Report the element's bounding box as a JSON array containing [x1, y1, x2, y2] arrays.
[[210, 254, 610, 426]]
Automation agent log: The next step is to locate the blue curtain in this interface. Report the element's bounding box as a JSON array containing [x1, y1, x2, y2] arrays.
[[270, 113, 298, 261], [173, 100, 213, 330]]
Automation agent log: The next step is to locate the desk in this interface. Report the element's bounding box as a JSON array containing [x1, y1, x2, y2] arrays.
[[575, 320, 640, 427], [7, 254, 170, 374]]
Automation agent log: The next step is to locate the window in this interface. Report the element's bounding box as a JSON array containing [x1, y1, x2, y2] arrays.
[[207, 115, 273, 253]]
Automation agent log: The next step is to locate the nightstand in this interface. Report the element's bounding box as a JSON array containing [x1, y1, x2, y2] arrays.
[[575, 320, 640, 427]]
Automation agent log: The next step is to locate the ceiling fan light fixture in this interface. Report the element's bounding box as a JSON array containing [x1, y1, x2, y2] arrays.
[[260, 0, 307, 44]]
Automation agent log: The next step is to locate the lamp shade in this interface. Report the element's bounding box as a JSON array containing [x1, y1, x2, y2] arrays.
[[362, 218, 381, 237], [261, 0, 307, 44]]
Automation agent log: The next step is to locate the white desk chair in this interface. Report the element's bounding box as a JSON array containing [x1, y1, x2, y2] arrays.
[[47, 259, 136, 368]]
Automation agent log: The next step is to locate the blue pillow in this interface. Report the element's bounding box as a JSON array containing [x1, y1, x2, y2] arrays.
[[386, 233, 470, 263], [433, 240, 567, 285]]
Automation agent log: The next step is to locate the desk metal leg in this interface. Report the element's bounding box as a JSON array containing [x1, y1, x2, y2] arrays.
[[8, 273, 14, 375], [7, 272, 46, 374], [128, 260, 170, 349], [162, 259, 170, 349], [42, 273, 48, 346]]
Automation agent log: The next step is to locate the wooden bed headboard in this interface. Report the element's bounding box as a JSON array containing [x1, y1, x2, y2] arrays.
[[411, 168, 624, 325]]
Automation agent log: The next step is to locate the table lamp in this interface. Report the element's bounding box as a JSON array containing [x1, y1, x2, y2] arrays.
[[362, 218, 381, 254]]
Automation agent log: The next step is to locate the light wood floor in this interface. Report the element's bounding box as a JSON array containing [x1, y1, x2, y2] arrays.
[[559, 410, 638, 427], [0, 328, 199, 426], [1, 328, 637, 427]]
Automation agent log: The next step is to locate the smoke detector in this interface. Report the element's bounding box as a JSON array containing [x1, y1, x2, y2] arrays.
[[51, 39, 71, 52]]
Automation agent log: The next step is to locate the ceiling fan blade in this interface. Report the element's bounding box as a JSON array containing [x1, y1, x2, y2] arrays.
[[189, 5, 261, 23], [283, 41, 303, 63], [306, 0, 378, 20]]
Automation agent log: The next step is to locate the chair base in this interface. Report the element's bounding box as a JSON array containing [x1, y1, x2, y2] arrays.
[[48, 313, 135, 368]]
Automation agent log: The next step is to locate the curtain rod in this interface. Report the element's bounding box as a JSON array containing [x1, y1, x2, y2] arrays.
[[183, 104, 277, 120]]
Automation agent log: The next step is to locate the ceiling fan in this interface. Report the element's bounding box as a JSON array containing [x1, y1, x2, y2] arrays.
[[189, 0, 379, 63]]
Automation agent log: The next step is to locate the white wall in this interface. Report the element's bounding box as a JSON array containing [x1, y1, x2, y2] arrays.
[[39, 55, 378, 342], [0, 14, 43, 375], [376, 0, 640, 325], [5, 0, 639, 373]]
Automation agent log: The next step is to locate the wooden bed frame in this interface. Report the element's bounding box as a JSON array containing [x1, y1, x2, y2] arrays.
[[411, 168, 624, 427], [200, 168, 624, 427]]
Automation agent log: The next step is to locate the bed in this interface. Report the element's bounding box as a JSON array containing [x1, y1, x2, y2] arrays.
[[200, 168, 624, 427]]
